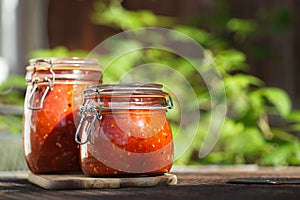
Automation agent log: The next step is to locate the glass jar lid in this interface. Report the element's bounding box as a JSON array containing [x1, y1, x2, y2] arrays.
[[86, 83, 168, 97], [82, 83, 173, 110], [25, 57, 102, 84], [27, 57, 102, 71]]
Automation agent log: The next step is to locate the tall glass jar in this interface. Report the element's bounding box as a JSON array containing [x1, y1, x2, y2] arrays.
[[23, 58, 102, 174], [75, 84, 174, 176]]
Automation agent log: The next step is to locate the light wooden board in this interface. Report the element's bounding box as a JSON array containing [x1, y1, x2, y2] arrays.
[[28, 173, 177, 190]]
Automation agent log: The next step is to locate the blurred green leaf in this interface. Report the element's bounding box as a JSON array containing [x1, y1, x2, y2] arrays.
[[0, 75, 25, 91], [215, 50, 247, 72], [91, 0, 175, 29], [28, 46, 90, 59], [227, 18, 257, 33], [0, 115, 23, 134], [0, 75, 25, 106], [261, 88, 291, 117], [225, 74, 263, 90], [271, 129, 298, 143], [174, 26, 213, 46], [260, 142, 300, 166], [286, 111, 300, 122], [227, 18, 258, 43]]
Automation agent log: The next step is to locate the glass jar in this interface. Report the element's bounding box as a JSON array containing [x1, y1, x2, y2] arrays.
[[23, 58, 102, 174], [75, 84, 174, 176]]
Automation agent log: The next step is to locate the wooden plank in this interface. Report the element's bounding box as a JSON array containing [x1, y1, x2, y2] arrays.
[[28, 173, 177, 190]]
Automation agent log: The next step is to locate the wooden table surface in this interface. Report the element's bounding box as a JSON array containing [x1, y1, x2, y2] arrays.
[[1, 166, 300, 200]]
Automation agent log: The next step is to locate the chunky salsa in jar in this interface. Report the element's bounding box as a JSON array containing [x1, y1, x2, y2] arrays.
[[23, 58, 102, 174], [75, 84, 174, 176]]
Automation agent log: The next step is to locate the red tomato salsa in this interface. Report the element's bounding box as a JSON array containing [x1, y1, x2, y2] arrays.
[[23, 84, 80, 173]]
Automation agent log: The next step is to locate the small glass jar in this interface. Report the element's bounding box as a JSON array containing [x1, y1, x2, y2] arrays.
[[75, 84, 174, 177], [23, 58, 102, 174]]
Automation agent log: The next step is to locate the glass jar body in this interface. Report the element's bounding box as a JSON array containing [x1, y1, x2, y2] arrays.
[[80, 110, 173, 176], [23, 58, 102, 174], [77, 84, 174, 177]]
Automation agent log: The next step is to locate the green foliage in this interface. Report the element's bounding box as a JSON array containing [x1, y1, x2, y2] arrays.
[[91, 0, 175, 29], [215, 50, 248, 72], [28, 46, 90, 59], [0, 75, 25, 134], [0, 115, 23, 134], [28, 0, 300, 166], [251, 88, 292, 118], [227, 18, 258, 42], [227, 18, 258, 34], [0, 76, 26, 102]]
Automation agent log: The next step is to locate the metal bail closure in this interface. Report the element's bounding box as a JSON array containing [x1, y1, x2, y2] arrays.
[[166, 95, 174, 109], [27, 59, 55, 110], [75, 87, 102, 145]]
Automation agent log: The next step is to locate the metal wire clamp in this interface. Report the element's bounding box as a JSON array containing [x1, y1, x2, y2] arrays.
[[27, 59, 55, 110]]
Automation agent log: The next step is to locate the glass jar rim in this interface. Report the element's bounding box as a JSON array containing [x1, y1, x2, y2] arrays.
[[27, 57, 101, 71], [29, 57, 99, 65], [86, 83, 169, 97]]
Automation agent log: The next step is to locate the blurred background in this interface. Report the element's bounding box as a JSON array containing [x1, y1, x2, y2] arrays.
[[1, 0, 300, 170]]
